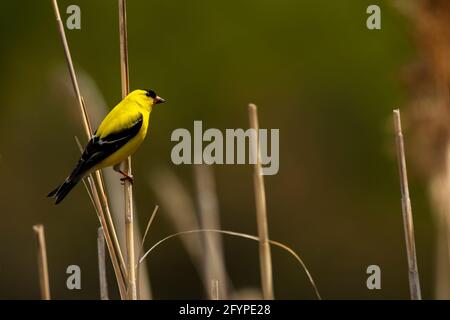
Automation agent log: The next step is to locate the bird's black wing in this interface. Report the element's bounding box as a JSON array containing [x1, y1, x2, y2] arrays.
[[48, 113, 143, 204], [81, 113, 144, 171]]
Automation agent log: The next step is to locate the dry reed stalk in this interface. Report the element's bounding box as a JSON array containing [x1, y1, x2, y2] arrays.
[[75, 137, 127, 284], [194, 164, 230, 299], [33, 224, 51, 300], [248, 104, 274, 300], [51, 0, 127, 298], [97, 227, 109, 300], [429, 148, 450, 298], [149, 169, 202, 258], [50, 0, 91, 138], [395, 0, 450, 298], [86, 175, 127, 298], [149, 169, 209, 292], [393, 109, 422, 300], [138, 205, 159, 258], [118, 0, 137, 300], [211, 279, 219, 300], [95, 169, 127, 279], [137, 205, 158, 298]]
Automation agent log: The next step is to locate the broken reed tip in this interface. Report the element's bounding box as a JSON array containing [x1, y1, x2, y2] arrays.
[[393, 108, 400, 119], [393, 108, 402, 132], [33, 224, 43, 233]]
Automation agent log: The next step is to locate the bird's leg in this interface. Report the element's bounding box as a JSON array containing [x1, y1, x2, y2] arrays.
[[119, 170, 134, 185], [113, 164, 134, 185]]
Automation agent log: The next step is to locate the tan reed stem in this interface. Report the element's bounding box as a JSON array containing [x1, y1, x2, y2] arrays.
[[97, 227, 109, 300], [248, 103, 274, 300], [51, 0, 91, 137], [87, 176, 127, 298], [211, 279, 219, 300], [194, 164, 229, 299], [136, 205, 158, 298], [94, 169, 128, 278], [33, 224, 51, 300], [118, 0, 137, 300], [393, 109, 422, 300]]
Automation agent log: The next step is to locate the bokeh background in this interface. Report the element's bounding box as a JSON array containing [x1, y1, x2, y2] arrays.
[[0, 0, 441, 299]]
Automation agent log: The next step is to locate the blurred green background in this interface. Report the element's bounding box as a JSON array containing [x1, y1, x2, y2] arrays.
[[0, 0, 434, 299]]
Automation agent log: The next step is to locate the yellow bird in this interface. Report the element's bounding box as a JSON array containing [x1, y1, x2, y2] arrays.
[[48, 89, 165, 204]]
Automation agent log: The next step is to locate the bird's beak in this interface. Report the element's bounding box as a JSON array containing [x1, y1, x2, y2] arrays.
[[155, 96, 166, 104]]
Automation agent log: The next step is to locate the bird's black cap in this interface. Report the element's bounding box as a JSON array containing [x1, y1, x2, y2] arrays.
[[146, 89, 157, 98]]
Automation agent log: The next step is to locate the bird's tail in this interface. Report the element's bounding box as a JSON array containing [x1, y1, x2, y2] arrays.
[[48, 162, 86, 204]]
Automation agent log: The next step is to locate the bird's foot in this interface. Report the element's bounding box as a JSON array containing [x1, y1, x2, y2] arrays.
[[118, 170, 134, 185]]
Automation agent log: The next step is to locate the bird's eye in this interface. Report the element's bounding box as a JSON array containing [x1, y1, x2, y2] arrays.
[[146, 90, 157, 98]]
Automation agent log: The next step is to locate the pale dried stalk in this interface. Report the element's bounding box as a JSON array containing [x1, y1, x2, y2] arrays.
[[138, 205, 159, 258], [430, 147, 450, 298], [51, 0, 127, 298], [76, 136, 127, 283], [94, 169, 128, 279], [51, 0, 91, 138], [248, 104, 274, 300], [149, 169, 207, 290], [194, 165, 229, 299], [137, 205, 158, 299], [393, 109, 422, 300], [211, 279, 219, 300], [97, 227, 109, 300], [118, 0, 137, 300], [86, 176, 127, 298], [33, 224, 51, 300]]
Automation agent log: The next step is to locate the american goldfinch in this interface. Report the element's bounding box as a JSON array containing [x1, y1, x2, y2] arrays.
[[48, 89, 165, 204]]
